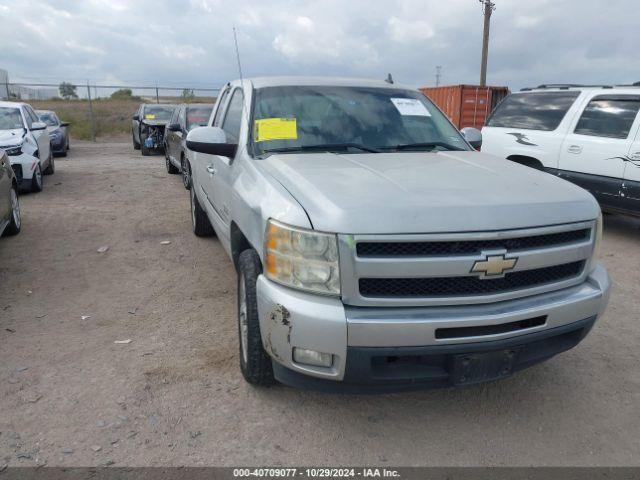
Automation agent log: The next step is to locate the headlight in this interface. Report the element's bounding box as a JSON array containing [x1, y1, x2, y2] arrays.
[[589, 211, 603, 272], [2, 144, 22, 156], [49, 131, 61, 139], [264, 219, 340, 295]]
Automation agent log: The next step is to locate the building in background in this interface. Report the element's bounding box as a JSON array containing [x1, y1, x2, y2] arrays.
[[0, 69, 8, 100], [0, 68, 59, 100], [420, 84, 509, 130]]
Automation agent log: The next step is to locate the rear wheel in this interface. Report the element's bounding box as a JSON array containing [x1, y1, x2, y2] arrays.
[[31, 164, 43, 192], [237, 249, 275, 386], [189, 184, 214, 237], [3, 185, 21, 236]]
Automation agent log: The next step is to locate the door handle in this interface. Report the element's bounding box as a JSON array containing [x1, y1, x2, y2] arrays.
[[567, 145, 582, 154], [206, 165, 217, 175]]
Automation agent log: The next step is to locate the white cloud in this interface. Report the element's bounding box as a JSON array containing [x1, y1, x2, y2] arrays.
[[388, 16, 435, 44]]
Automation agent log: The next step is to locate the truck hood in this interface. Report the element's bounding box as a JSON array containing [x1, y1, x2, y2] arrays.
[[0, 128, 25, 148], [260, 151, 599, 234]]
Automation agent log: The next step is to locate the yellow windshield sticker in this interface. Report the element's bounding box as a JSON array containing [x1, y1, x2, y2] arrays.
[[254, 118, 297, 142], [144, 114, 156, 119]]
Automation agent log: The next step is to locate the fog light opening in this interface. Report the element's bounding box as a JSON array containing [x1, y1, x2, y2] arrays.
[[293, 348, 333, 368]]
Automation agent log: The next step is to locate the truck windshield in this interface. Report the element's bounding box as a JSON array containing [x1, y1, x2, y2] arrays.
[[252, 86, 468, 156], [0, 107, 24, 130]]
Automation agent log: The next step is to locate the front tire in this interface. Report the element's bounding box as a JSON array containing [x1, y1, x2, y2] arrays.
[[3, 185, 21, 236], [181, 157, 191, 190], [43, 149, 55, 175], [189, 184, 214, 237], [166, 152, 179, 174], [132, 131, 140, 150], [31, 164, 43, 192], [237, 249, 275, 386]]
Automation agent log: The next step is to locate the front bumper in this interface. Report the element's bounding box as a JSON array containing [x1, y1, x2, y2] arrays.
[[8, 153, 38, 189], [256, 264, 610, 391]]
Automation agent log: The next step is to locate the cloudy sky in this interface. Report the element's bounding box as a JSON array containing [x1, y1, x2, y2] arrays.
[[0, 0, 637, 94]]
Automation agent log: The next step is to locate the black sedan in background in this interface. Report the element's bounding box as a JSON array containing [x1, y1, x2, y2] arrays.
[[164, 103, 214, 188], [37, 110, 70, 157]]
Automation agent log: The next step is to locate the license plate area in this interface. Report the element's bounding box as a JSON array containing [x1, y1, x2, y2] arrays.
[[452, 348, 520, 386]]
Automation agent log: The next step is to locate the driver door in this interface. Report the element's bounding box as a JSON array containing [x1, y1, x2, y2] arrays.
[[25, 106, 50, 162], [203, 87, 244, 240]]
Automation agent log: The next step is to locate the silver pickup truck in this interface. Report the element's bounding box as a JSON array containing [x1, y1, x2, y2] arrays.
[[185, 77, 610, 392]]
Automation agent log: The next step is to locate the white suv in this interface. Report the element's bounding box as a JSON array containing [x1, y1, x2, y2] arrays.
[[0, 101, 54, 192], [481, 85, 640, 217]]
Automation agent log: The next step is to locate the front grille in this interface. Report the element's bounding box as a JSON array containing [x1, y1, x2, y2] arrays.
[[359, 261, 584, 298], [356, 229, 590, 257]]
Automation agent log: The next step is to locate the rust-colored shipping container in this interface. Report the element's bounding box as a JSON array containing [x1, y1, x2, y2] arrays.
[[419, 84, 509, 130]]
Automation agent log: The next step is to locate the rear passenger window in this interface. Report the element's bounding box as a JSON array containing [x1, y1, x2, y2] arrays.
[[486, 92, 580, 131], [222, 89, 244, 142], [574, 96, 640, 139]]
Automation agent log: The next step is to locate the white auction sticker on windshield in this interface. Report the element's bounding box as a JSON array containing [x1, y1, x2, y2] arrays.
[[390, 98, 431, 117]]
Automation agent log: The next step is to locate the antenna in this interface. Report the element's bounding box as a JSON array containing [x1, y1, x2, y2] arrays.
[[233, 27, 244, 86]]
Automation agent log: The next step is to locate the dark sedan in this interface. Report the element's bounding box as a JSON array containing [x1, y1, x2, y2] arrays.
[[37, 110, 70, 157], [131, 104, 176, 156], [164, 103, 214, 188]]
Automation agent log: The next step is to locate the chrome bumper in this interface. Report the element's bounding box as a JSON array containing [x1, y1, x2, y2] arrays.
[[256, 263, 610, 383]]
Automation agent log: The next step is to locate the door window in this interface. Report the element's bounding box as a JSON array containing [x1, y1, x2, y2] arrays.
[[221, 89, 244, 142], [574, 95, 640, 139], [486, 91, 580, 131], [212, 88, 230, 127]]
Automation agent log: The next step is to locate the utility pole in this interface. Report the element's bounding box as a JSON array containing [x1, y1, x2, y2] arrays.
[[479, 0, 496, 86], [435, 66, 442, 87], [155, 82, 159, 103], [86, 81, 96, 142]]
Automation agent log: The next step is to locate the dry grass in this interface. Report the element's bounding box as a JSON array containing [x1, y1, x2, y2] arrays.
[[30, 97, 216, 141]]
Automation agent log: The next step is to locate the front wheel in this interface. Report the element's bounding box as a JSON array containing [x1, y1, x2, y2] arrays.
[[237, 249, 275, 386], [189, 184, 214, 237], [3, 185, 21, 236], [43, 148, 55, 175], [132, 131, 140, 150], [31, 164, 43, 192], [181, 158, 191, 190], [166, 152, 179, 174]]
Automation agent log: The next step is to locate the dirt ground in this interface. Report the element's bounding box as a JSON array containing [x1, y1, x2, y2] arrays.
[[0, 140, 639, 468]]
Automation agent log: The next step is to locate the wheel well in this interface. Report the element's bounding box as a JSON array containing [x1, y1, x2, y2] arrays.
[[230, 222, 253, 271], [506, 155, 544, 170]]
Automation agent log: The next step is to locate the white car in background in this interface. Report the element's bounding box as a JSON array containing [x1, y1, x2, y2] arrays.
[[0, 101, 54, 192], [481, 85, 640, 217]]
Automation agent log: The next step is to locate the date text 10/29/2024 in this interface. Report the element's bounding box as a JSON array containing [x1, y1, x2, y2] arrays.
[[233, 468, 401, 478]]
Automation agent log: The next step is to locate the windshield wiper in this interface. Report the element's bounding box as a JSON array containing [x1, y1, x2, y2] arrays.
[[379, 142, 465, 152], [261, 143, 380, 155]]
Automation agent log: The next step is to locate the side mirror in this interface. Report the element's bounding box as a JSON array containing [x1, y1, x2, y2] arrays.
[[60, 122, 70, 127], [168, 123, 182, 132], [461, 127, 482, 150], [31, 121, 47, 131], [186, 126, 237, 157], [132, 114, 140, 121]]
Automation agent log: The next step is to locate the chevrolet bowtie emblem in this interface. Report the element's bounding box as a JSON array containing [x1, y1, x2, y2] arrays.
[[471, 254, 517, 278]]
